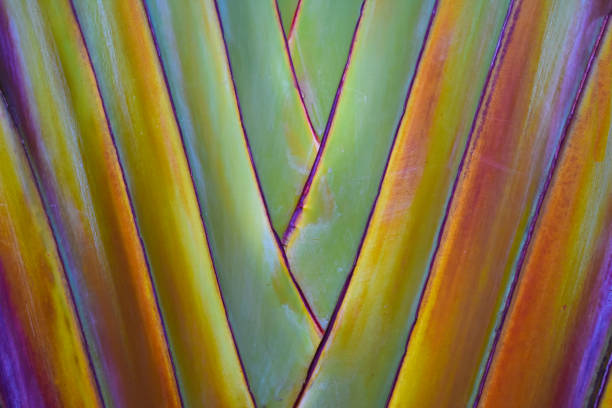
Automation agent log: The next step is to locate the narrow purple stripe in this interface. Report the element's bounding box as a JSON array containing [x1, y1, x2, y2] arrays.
[[140, 1, 258, 404], [213, 0, 323, 335], [281, 0, 366, 245], [288, 0, 303, 41], [595, 349, 612, 407], [290, 1, 440, 406], [67, 1, 184, 406], [472, 15, 610, 407], [274, 0, 318, 143], [383, 1, 519, 406], [0, 91, 106, 408], [272, 0, 323, 327]]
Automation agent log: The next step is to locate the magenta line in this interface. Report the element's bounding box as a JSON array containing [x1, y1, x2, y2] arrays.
[[382, 1, 519, 406], [0, 90, 106, 407], [140, 0, 260, 405], [472, 15, 610, 408], [251, 0, 321, 333], [288, 0, 303, 41], [281, 0, 366, 245], [67, 1, 187, 406], [290, 1, 440, 406], [277, 227, 323, 334], [273, 0, 318, 143], [212, 0, 323, 337]]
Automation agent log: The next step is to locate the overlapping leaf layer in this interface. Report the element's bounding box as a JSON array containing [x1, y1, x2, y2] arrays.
[[0, 0, 610, 407]]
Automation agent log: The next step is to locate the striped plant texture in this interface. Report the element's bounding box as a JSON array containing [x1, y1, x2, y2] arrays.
[[0, 0, 611, 407]]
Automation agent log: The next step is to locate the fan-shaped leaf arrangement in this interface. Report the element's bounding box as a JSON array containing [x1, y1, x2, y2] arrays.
[[0, 0, 611, 407]]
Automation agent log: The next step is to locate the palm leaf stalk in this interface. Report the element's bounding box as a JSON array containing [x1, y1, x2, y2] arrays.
[[288, 0, 362, 136], [68, 0, 254, 405], [285, 0, 438, 329], [0, 0, 179, 405], [478, 24, 612, 407], [0, 0, 611, 407], [0, 94, 101, 407], [390, 2, 610, 406], [143, 0, 321, 405], [215, 0, 319, 237], [295, 0, 512, 405]]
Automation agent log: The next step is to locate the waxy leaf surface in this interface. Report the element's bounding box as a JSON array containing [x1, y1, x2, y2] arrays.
[[389, 1, 610, 406], [288, 0, 363, 135], [0, 97, 101, 408], [295, 0, 511, 406], [145, 0, 322, 405], [70, 0, 254, 405], [0, 0, 180, 405], [217, 0, 318, 235], [286, 0, 437, 327], [479, 24, 612, 408]]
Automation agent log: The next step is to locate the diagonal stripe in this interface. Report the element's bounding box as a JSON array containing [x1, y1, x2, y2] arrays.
[[144, 0, 324, 405], [141, 1, 256, 404], [0, 93, 103, 407], [0, 0, 182, 404], [388, 1, 611, 406], [275, 0, 319, 145], [69, 0, 255, 405], [281, 0, 366, 245], [287, 0, 364, 137], [284, 0, 438, 329], [278, 0, 300, 34], [216, 0, 319, 237], [476, 18, 612, 407], [292, 0, 512, 405], [597, 354, 612, 408]]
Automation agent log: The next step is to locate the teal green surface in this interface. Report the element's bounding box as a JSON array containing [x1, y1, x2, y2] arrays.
[[289, 0, 363, 135], [296, 0, 513, 405], [278, 0, 299, 33], [286, 0, 437, 328], [145, 0, 322, 406], [216, 0, 318, 236], [69, 1, 257, 406]]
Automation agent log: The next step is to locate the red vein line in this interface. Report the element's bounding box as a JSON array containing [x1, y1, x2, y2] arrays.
[[383, 0, 518, 406], [273, 0, 318, 144], [290, 2, 440, 406], [472, 15, 610, 408], [212, 0, 322, 336], [139, 1, 261, 405], [281, 0, 366, 245], [287, 0, 303, 41], [68, 1, 189, 406], [0, 90, 106, 407]]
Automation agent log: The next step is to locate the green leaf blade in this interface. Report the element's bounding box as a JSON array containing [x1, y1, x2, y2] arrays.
[[144, 0, 322, 406]]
